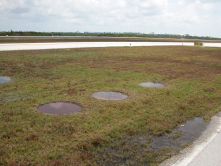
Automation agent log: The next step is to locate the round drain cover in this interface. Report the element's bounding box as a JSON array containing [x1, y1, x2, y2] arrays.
[[139, 82, 164, 88], [91, 91, 128, 100], [37, 102, 81, 114]]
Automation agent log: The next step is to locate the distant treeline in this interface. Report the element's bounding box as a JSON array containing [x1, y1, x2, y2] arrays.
[[96, 33, 220, 40], [0, 31, 84, 36], [0, 30, 220, 40]]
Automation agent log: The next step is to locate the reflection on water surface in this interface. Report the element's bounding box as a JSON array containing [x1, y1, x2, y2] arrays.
[[37, 102, 81, 114], [139, 82, 164, 87], [0, 76, 11, 84], [91, 91, 128, 100]]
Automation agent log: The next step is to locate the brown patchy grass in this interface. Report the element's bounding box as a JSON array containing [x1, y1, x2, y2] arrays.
[[1, 36, 221, 43], [0, 46, 221, 165]]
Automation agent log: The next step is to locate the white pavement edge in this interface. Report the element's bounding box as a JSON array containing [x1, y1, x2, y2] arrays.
[[0, 42, 193, 51], [160, 110, 221, 166]]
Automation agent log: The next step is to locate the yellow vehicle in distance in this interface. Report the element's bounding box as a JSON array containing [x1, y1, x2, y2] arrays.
[[194, 42, 203, 46]]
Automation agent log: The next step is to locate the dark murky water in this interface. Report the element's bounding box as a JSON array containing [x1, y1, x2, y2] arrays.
[[37, 102, 81, 114], [91, 92, 128, 100], [150, 117, 206, 150], [139, 82, 164, 88], [96, 117, 207, 165], [0, 76, 11, 84]]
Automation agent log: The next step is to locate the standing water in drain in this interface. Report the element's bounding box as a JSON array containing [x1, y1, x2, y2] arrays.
[[139, 82, 164, 87], [37, 102, 81, 114], [91, 91, 128, 100]]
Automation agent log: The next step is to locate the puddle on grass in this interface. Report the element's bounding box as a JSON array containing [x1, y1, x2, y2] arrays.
[[139, 82, 164, 88], [91, 91, 128, 100], [37, 102, 81, 114], [151, 117, 206, 150], [0, 91, 27, 103], [0, 76, 11, 84], [96, 117, 207, 165]]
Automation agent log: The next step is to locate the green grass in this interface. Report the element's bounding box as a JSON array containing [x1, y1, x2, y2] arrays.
[[0, 46, 221, 165]]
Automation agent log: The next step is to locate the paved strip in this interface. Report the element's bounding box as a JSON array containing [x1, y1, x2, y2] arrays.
[[0, 42, 194, 51], [188, 129, 221, 166]]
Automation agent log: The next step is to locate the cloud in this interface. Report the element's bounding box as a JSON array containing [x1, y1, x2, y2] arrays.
[[0, 0, 220, 37], [11, 7, 30, 14], [1, 0, 167, 23]]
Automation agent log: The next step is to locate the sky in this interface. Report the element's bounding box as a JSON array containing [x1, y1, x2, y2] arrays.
[[0, 0, 221, 37]]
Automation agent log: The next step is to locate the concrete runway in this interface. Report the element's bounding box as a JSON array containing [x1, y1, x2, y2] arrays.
[[0, 42, 221, 51], [0, 42, 195, 51]]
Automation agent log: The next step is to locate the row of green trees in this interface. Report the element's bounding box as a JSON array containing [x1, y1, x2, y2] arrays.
[[0, 30, 220, 40], [0, 30, 85, 36], [0, 30, 52, 36]]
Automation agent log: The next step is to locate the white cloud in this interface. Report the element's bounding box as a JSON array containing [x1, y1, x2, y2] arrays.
[[0, 0, 221, 37]]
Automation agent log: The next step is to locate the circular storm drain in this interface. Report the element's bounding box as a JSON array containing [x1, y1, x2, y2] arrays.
[[91, 91, 128, 100], [0, 76, 11, 84], [139, 82, 164, 88], [37, 102, 81, 114]]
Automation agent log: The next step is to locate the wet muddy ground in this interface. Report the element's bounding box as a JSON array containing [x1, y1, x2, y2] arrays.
[[96, 117, 207, 165]]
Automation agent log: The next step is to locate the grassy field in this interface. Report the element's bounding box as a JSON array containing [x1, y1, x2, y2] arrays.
[[1, 46, 221, 165], [1, 36, 221, 43]]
